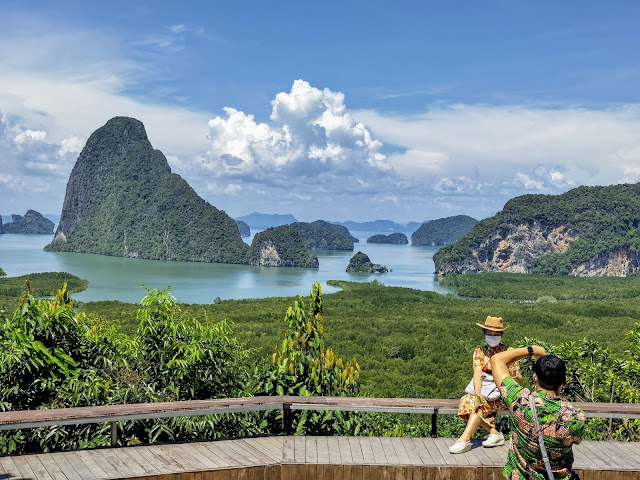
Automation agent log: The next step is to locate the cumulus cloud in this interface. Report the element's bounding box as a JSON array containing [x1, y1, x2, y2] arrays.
[[202, 80, 392, 193]]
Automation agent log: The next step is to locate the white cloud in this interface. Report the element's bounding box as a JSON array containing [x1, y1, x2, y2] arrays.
[[14, 129, 47, 144], [202, 80, 392, 193]]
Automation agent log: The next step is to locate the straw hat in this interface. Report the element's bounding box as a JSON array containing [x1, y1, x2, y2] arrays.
[[476, 315, 509, 331]]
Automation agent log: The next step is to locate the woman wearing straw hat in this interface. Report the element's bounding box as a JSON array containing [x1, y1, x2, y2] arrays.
[[449, 316, 522, 454]]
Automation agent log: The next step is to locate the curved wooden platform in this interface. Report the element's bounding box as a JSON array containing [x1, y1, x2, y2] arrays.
[[1, 436, 639, 480]]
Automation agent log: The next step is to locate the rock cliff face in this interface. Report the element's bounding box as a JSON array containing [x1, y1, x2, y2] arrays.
[[236, 220, 250, 237], [3, 210, 54, 234], [346, 251, 388, 273], [247, 226, 319, 267], [434, 183, 640, 277], [45, 117, 249, 263], [0, 216, 3, 234], [435, 221, 577, 275], [366, 233, 408, 245]]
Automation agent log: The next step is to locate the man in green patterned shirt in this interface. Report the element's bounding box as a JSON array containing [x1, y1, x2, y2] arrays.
[[491, 346, 586, 480]]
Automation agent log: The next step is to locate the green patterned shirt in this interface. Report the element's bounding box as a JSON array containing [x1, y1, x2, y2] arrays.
[[499, 376, 586, 480]]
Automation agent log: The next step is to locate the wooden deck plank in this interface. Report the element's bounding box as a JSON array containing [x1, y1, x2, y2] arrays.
[[12, 455, 38, 480], [24, 454, 55, 480], [201, 441, 244, 467], [358, 437, 376, 465], [615, 440, 640, 469], [337, 436, 353, 464], [190, 442, 228, 468], [282, 436, 295, 463], [118, 446, 163, 475], [138, 444, 184, 473], [161, 443, 205, 471], [0, 456, 24, 480], [317, 436, 330, 465], [37, 454, 68, 480], [305, 436, 317, 464], [468, 442, 496, 466], [327, 435, 343, 464], [347, 437, 364, 465], [577, 442, 614, 470], [367, 437, 387, 465], [294, 435, 306, 463], [398, 437, 422, 466], [48, 452, 84, 480], [57, 452, 97, 480], [378, 437, 399, 465], [411, 437, 436, 466], [242, 437, 282, 462], [95, 447, 138, 478], [74, 450, 110, 479], [420, 438, 446, 466], [390, 437, 412, 465], [236, 438, 281, 464], [592, 442, 635, 470]]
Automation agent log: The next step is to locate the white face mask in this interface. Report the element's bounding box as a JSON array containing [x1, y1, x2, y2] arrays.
[[485, 335, 502, 347]]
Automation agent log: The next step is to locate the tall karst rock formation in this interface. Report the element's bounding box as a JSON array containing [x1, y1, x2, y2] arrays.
[[46, 117, 249, 263]]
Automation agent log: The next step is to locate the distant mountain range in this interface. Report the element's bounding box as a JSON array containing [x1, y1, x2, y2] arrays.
[[235, 214, 427, 233]]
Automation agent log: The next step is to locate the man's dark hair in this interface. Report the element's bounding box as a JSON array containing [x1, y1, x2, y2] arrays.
[[534, 355, 566, 391]]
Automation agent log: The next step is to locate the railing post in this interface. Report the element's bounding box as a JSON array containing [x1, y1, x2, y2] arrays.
[[282, 404, 293, 435], [430, 408, 439, 438], [111, 421, 117, 447]]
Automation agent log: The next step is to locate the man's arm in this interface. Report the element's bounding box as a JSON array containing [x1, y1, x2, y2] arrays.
[[491, 346, 546, 386]]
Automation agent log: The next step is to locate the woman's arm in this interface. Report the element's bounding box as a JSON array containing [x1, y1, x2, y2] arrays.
[[473, 364, 483, 397]]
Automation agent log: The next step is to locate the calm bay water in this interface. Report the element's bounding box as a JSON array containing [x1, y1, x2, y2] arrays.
[[0, 232, 449, 304]]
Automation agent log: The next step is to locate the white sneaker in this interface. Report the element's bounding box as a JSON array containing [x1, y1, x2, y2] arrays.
[[449, 439, 472, 454], [482, 433, 505, 447]]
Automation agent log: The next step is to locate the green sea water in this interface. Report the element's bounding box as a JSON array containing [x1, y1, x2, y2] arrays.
[[0, 232, 450, 304]]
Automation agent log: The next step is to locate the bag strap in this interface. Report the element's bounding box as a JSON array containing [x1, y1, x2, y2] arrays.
[[529, 393, 555, 480]]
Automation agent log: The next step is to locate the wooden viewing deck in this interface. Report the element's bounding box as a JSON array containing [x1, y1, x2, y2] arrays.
[[1, 436, 640, 480], [0, 396, 639, 479]]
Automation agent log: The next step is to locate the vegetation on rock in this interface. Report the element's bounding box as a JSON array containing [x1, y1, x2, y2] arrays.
[[411, 215, 477, 246], [0, 267, 5, 276], [367, 233, 408, 245], [0, 272, 88, 297], [45, 117, 249, 264], [434, 184, 640, 276], [236, 220, 250, 237], [311, 220, 359, 243], [247, 226, 319, 267], [346, 251, 388, 273], [3, 210, 54, 234], [290, 222, 354, 250]]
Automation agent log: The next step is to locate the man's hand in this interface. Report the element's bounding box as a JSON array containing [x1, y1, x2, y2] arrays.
[[491, 346, 546, 387]]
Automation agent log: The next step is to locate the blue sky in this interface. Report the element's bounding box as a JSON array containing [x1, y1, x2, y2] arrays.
[[2, 1, 640, 222]]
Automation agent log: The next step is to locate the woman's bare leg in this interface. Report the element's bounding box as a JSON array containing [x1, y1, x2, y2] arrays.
[[461, 414, 499, 441]]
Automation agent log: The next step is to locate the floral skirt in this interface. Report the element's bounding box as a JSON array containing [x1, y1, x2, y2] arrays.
[[457, 393, 505, 428]]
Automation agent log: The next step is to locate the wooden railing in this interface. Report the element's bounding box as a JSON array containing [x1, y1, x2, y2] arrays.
[[1, 396, 638, 447]]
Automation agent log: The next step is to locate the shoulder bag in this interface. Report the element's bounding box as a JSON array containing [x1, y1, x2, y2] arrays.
[[464, 372, 500, 400]]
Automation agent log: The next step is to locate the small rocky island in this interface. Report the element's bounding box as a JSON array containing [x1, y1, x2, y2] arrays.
[[366, 233, 408, 245], [0, 216, 3, 234], [236, 220, 250, 237], [311, 220, 359, 243], [3, 210, 54, 234], [346, 251, 388, 273], [247, 225, 319, 268], [290, 222, 354, 250]]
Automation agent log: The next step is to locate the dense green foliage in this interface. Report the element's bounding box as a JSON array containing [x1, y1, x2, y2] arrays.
[[440, 272, 640, 300], [0, 267, 5, 276], [435, 184, 640, 275], [0, 272, 88, 297], [311, 220, 359, 243], [290, 222, 354, 250], [3, 210, 54, 234], [45, 117, 249, 264], [367, 233, 408, 244], [247, 226, 319, 267], [236, 220, 250, 237], [411, 215, 477, 246]]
